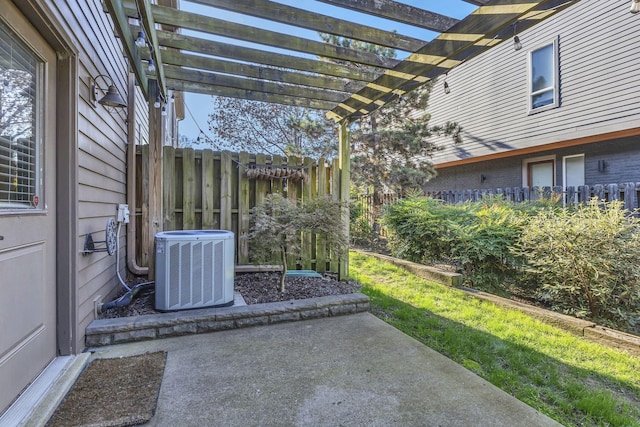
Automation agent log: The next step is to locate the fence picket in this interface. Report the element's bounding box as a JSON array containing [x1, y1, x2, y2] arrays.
[[302, 156, 314, 270], [202, 149, 216, 229], [183, 148, 196, 230], [238, 151, 250, 264], [330, 157, 340, 273], [271, 155, 283, 194], [316, 158, 327, 273], [162, 146, 176, 231]]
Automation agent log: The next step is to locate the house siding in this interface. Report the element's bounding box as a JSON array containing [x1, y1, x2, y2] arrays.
[[423, 0, 640, 167], [39, 0, 146, 351], [423, 137, 640, 192]]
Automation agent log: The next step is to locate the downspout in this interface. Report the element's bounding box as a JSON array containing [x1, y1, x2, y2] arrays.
[[126, 73, 149, 275]]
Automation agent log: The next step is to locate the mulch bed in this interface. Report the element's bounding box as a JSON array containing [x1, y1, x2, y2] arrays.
[[99, 272, 360, 319]]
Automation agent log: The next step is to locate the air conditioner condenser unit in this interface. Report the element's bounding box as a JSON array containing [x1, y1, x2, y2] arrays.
[[155, 230, 235, 311]]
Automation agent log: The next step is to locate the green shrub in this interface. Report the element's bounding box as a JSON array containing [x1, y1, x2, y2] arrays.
[[512, 199, 640, 329], [449, 200, 525, 292], [383, 197, 527, 292], [382, 197, 462, 264]]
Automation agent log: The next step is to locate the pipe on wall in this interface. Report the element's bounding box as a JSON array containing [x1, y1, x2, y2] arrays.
[[126, 72, 149, 276]]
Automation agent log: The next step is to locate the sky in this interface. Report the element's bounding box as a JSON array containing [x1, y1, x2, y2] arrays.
[[177, 0, 478, 145]]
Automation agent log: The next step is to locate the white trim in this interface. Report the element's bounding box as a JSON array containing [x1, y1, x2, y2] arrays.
[[527, 36, 559, 115]]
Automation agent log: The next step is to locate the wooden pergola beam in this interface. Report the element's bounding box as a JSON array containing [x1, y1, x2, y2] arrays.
[[136, 0, 166, 97], [158, 50, 367, 93], [148, 28, 383, 82], [103, 0, 148, 97], [463, 0, 491, 5], [158, 65, 350, 103], [316, 0, 460, 32], [166, 79, 338, 111], [187, 0, 428, 52], [146, 3, 400, 69]]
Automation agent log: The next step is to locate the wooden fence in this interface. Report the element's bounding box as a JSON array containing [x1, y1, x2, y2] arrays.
[[426, 183, 640, 210], [135, 146, 343, 273]]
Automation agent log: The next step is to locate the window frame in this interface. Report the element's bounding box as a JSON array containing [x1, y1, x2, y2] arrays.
[[527, 36, 559, 114]]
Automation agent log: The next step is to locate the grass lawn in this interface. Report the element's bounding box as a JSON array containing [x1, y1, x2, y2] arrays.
[[350, 251, 640, 427]]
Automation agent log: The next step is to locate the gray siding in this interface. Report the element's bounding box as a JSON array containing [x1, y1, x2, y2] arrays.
[[42, 1, 147, 351], [423, 0, 640, 165], [424, 137, 640, 192]]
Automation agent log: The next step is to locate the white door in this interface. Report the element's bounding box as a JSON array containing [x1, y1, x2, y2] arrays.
[[528, 160, 554, 188], [563, 155, 585, 205], [0, 3, 57, 413], [564, 155, 585, 187]]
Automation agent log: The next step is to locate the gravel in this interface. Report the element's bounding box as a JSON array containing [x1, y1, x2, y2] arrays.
[[99, 272, 360, 319]]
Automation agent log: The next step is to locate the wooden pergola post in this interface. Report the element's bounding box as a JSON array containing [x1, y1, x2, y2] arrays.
[[339, 120, 350, 280], [147, 80, 164, 280]]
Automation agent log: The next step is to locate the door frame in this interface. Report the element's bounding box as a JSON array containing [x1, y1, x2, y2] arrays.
[[12, 0, 79, 355], [522, 154, 556, 187]]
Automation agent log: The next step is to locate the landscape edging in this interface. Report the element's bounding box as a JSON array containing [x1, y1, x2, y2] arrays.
[[356, 250, 640, 356]]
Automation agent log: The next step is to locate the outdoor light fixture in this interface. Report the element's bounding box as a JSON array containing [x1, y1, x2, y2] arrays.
[[154, 94, 161, 109], [513, 35, 522, 51], [631, 0, 640, 13], [169, 93, 175, 103], [148, 58, 156, 73], [443, 73, 451, 94], [135, 31, 146, 48], [513, 21, 522, 51], [161, 104, 167, 116], [90, 74, 127, 109]]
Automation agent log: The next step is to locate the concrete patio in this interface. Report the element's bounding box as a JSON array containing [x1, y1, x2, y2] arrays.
[[83, 312, 560, 427]]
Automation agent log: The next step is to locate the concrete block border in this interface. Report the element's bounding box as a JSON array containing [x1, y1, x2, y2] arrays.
[[352, 249, 462, 287], [86, 293, 370, 348]]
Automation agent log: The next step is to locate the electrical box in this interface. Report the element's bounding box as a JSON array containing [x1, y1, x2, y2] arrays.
[[117, 204, 130, 224]]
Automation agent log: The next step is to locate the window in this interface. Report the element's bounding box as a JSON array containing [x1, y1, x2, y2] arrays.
[[0, 22, 42, 210], [529, 38, 559, 113]]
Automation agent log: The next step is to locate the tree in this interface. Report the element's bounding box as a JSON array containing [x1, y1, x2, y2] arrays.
[[318, 34, 461, 199], [350, 84, 462, 200], [246, 194, 348, 292], [207, 97, 337, 159]]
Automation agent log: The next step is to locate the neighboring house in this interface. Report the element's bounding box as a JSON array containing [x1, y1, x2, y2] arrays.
[[0, 0, 182, 416], [422, 0, 640, 196]]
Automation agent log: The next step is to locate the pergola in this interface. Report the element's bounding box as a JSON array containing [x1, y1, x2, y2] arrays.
[[103, 0, 577, 277]]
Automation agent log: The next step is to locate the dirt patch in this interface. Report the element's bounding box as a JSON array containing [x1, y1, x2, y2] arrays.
[[99, 272, 360, 319]]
